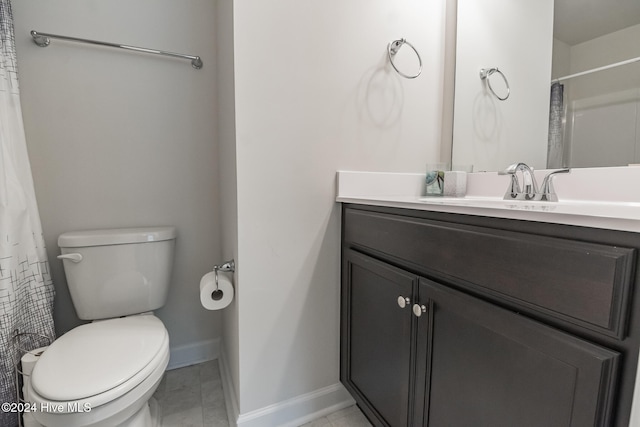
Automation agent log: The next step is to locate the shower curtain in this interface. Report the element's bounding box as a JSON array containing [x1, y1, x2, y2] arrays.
[[0, 1, 55, 425], [547, 81, 565, 168]]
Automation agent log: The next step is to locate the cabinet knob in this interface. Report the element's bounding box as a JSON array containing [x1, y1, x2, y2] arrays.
[[413, 304, 427, 317], [397, 296, 411, 309]]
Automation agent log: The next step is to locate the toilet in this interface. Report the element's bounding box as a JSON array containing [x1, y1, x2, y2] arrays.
[[26, 226, 176, 427]]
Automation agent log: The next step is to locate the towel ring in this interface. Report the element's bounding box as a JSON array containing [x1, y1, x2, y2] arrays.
[[480, 67, 510, 100], [387, 38, 422, 79]]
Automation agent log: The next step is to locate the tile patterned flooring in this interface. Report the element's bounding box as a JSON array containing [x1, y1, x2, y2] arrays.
[[154, 360, 228, 426], [154, 360, 371, 427], [298, 405, 372, 427]]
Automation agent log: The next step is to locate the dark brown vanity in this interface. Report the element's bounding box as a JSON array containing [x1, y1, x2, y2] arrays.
[[340, 203, 640, 426]]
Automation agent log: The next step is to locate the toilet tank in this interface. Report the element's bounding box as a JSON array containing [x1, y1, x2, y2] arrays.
[[58, 226, 176, 320]]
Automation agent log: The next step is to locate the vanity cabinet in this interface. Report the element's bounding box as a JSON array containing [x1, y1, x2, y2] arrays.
[[345, 251, 417, 426], [340, 204, 640, 427]]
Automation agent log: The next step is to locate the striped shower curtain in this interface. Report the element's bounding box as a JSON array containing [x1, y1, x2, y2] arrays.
[[0, 1, 55, 425]]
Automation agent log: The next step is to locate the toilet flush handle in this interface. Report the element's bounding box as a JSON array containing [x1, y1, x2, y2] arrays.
[[57, 253, 83, 263]]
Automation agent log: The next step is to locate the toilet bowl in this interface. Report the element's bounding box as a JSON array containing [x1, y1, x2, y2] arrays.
[[26, 226, 176, 427], [28, 315, 169, 427]]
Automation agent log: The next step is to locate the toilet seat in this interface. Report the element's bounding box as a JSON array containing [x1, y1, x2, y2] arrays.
[[30, 314, 169, 412], [28, 342, 168, 427]]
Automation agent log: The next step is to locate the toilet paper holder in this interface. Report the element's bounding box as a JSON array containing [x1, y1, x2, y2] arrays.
[[12, 330, 53, 427], [213, 259, 235, 291]]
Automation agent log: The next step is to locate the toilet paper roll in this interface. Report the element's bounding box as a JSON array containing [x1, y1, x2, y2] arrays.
[[200, 271, 234, 310], [21, 346, 48, 376], [21, 346, 48, 421]]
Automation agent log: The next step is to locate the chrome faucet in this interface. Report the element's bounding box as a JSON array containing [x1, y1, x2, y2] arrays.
[[499, 162, 539, 200], [538, 168, 571, 201], [498, 163, 570, 201]]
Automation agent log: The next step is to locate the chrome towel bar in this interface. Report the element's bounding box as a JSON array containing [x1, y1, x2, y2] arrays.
[[30, 30, 203, 69]]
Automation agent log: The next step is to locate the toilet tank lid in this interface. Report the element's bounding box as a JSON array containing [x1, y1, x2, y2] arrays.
[[58, 226, 176, 248]]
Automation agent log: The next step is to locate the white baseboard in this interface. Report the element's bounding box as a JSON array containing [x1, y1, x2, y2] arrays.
[[218, 341, 354, 427], [167, 337, 220, 370], [168, 339, 355, 425], [236, 383, 355, 427], [219, 344, 240, 427]]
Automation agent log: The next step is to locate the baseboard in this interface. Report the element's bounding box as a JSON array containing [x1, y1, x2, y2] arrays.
[[217, 340, 354, 427], [218, 344, 240, 427], [236, 383, 355, 427], [167, 337, 220, 370], [218, 343, 354, 427], [164, 338, 355, 425]]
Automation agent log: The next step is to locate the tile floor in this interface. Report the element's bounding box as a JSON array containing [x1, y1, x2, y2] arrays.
[[298, 405, 372, 427], [154, 360, 228, 426], [154, 360, 371, 427]]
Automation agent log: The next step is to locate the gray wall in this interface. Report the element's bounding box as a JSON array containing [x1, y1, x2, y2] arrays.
[[13, 0, 222, 364]]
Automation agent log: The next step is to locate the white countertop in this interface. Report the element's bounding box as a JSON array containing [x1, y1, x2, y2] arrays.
[[336, 170, 640, 233]]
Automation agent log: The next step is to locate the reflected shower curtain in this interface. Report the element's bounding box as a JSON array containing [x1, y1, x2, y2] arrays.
[[547, 82, 565, 168], [0, 1, 55, 425]]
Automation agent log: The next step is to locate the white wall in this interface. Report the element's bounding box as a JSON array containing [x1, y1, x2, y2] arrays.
[[567, 23, 640, 101], [555, 23, 640, 168], [452, 0, 554, 171], [230, 0, 446, 421], [13, 0, 222, 365], [215, 0, 241, 414], [551, 38, 571, 79]]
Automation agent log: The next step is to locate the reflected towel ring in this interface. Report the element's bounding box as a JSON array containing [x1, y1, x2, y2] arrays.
[[480, 67, 510, 100], [387, 38, 422, 79]]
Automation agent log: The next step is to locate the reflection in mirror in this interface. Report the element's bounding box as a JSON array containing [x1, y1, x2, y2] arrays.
[[451, 0, 640, 172], [551, 0, 640, 168], [451, 0, 554, 172]]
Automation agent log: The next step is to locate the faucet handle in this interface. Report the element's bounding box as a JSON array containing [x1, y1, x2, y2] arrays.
[[498, 163, 528, 200], [501, 174, 521, 199], [538, 168, 570, 201], [498, 163, 522, 175], [498, 164, 521, 199]]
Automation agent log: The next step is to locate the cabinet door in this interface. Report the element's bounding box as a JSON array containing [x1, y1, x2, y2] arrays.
[[417, 278, 620, 427], [342, 250, 418, 427]]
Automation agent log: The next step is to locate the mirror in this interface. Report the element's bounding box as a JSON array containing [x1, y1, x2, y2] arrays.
[[451, 0, 640, 172]]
